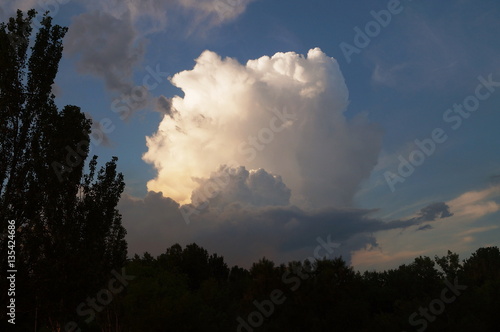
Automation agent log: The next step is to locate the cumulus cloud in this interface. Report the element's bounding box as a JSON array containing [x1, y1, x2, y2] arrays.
[[190, 165, 291, 209], [144, 48, 383, 208]]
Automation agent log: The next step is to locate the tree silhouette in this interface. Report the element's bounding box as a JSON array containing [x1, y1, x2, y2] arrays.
[[435, 250, 461, 280], [0, 10, 126, 330], [89, 244, 500, 331]]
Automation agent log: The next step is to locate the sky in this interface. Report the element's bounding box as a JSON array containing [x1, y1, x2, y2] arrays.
[[3, 0, 500, 271]]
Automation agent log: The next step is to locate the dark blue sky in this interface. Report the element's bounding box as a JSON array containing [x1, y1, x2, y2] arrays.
[[4, 0, 500, 270]]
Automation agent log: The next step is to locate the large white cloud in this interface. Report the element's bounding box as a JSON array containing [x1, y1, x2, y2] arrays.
[[143, 48, 383, 208]]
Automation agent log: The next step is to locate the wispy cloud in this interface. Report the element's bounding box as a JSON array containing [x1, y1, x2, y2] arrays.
[[448, 185, 500, 218]]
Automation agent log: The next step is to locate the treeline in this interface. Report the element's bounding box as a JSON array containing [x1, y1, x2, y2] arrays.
[[72, 244, 499, 332]]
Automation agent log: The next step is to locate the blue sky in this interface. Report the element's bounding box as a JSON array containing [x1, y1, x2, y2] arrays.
[[4, 0, 500, 270]]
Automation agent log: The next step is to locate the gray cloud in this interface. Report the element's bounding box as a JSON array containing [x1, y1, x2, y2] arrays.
[[191, 165, 291, 209], [0, 0, 38, 21], [83, 112, 112, 147], [416, 224, 433, 231], [61, 0, 255, 119], [119, 188, 453, 267], [155, 95, 173, 117], [65, 10, 146, 93], [416, 202, 453, 221], [490, 174, 500, 185]]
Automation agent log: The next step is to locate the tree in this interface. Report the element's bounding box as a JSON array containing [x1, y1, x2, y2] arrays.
[[462, 246, 500, 285], [0, 10, 127, 330], [249, 257, 281, 298], [435, 250, 461, 280]]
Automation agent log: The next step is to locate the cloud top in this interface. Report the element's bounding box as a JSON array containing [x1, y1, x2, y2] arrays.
[[144, 48, 383, 208]]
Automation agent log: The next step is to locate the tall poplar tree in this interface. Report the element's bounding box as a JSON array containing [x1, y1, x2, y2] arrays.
[[0, 10, 127, 330]]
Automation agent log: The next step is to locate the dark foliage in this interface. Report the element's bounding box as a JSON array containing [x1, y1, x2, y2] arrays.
[[108, 244, 500, 332], [0, 10, 127, 331]]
